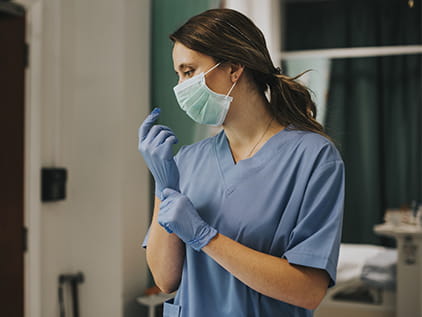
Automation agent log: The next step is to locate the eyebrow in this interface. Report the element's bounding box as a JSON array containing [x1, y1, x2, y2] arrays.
[[175, 63, 195, 72]]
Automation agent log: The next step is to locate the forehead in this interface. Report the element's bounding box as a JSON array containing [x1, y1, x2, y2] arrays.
[[172, 42, 214, 70]]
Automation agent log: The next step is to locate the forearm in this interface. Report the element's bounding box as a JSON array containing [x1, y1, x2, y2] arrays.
[[146, 197, 185, 293], [202, 233, 329, 310]]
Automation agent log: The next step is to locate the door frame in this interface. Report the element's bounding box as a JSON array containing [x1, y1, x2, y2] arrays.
[[16, 1, 43, 317]]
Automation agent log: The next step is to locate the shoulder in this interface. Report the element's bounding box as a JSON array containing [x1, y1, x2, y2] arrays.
[[277, 128, 343, 165], [174, 131, 221, 164]]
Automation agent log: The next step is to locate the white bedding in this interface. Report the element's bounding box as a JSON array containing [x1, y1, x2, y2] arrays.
[[336, 243, 391, 284], [315, 244, 397, 317]]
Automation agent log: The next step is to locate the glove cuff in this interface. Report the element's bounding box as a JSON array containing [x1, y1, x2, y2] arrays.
[[189, 225, 218, 252]]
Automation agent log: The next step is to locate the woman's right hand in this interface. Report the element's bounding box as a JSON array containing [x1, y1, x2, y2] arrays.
[[138, 108, 179, 199]]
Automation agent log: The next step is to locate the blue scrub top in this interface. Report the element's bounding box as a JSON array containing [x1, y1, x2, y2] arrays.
[[144, 127, 344, 317]]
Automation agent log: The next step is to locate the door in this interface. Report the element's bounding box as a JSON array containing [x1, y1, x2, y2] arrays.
[[0, 4, 26, 317]]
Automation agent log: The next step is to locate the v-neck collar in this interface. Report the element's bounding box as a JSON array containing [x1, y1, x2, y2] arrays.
[[214, 128, 291, 192]]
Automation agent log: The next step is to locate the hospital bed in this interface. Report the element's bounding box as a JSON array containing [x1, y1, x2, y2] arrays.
[[315, 244, 397, 317]]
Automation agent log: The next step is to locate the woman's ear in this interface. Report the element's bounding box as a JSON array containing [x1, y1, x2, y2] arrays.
[[229, 63, 245, 83]]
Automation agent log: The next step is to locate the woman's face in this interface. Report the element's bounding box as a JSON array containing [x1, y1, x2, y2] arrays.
[[172, 41, 233, 94]]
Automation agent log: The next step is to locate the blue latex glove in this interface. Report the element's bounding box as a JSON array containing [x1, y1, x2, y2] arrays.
[[138, 108, 179, 199], [158, 188, 218, 251]]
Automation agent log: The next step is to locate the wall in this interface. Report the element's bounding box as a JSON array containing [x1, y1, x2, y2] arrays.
[[224, 0, 281, 68], [23, 0, 151, 316]]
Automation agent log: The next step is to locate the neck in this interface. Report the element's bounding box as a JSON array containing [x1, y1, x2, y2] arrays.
[[222, 87, 284, 162]]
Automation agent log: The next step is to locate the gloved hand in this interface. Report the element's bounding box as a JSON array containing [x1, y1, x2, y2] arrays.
[[138, 108, 179, 199], [158, 188, 218, 251]]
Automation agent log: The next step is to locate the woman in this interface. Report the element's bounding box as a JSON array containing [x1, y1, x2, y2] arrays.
[[139, 8, 344, 317]]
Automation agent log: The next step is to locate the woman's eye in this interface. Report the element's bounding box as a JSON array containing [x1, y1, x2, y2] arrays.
[[184, 70, 194, 77]]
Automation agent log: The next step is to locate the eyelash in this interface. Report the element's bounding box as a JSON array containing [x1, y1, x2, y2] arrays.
[[184, 70, 194, 77]]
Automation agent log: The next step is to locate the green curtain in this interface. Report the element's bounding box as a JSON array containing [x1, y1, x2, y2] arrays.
[[285, 0, 422, 244], [151, 0, 220, 151]]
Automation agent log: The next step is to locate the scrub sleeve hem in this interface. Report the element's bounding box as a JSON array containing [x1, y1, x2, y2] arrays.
[[141, 227, 150, 248], [283, 250, 337, 287], [163, 299, 182, 317]]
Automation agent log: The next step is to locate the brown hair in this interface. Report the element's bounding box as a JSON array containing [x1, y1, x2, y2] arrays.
[[170, 8, 328, 138]]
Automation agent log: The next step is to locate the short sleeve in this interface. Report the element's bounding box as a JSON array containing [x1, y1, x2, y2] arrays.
[[282, 160, 345, 287], [141, 227, 150, 248]]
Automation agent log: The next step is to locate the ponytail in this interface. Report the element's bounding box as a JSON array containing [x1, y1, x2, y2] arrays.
[[267, 70, 330, 140]]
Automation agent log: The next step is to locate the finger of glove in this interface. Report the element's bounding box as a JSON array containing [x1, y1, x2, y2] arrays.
[[159, 195, 172, 209], [162, 224, 173, 234], [150, 129, 176, 149], [144, 125, 173, 145], [157, 214, 174, 234], [138, 108, 160, 140], [159, 201, 194, 244], [162, 188, 179, 200], [139, 126, 172, 154], [162, 134, 178, 146], [158, 135, 178, 160], [158, 198, 174, 233], [157, 218, 174, 234]]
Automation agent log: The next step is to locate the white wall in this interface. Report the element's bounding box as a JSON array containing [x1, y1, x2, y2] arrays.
[[224, 0, 281, 67], [23, 0, 151, 316]]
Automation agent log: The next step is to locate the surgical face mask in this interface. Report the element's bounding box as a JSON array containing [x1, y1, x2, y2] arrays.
[[173, 63, 237, 126]]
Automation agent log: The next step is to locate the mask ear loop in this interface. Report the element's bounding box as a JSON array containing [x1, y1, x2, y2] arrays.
[[204, 62, 237, 97], [204, 62, 221, 75], [225, 81, 237, 98]]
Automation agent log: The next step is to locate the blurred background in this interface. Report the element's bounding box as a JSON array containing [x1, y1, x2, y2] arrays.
[[0, 0, 420, 316]]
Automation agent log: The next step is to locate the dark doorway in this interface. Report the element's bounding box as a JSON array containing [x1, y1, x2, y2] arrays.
[[0, 3, 26, 317]]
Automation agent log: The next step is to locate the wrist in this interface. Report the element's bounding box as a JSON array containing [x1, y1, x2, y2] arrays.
[[189, 224, 218, 251]]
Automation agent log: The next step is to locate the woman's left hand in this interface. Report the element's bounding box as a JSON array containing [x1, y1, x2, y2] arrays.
[[138, 108, 179, 199], [158, 188, 217, 251]]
